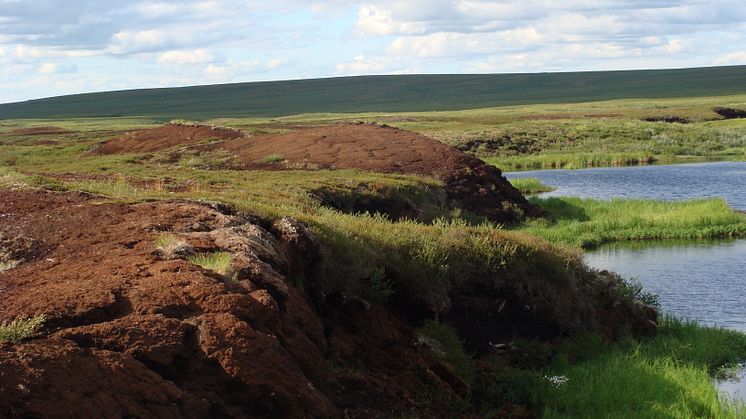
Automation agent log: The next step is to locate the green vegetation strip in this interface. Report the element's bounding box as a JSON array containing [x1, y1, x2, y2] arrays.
[[520, 197, 746, 248], [539, 318, 746, 418], [508, 178, 556, 194]]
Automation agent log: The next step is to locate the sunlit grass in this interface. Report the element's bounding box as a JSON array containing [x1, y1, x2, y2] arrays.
[[520, 197, 746, 248], [0, 314, 47, 344], [188, 252, 233, 276], [540, 318, 746, 418], [509, 177, 556, 194]]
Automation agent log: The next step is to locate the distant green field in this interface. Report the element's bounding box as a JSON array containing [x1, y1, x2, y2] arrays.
[[2, 65, 746, 119]]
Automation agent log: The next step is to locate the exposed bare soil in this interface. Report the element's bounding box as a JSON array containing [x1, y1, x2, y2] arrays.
[[91, 123, 244, 155], [205, 123, 539, 222], [8, 126, 74, 136], [713, 107, 746, 119], [0, 189, 468, 418], [641, 116, 691, 124]]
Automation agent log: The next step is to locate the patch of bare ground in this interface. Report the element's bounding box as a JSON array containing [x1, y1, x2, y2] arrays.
[[8, 126, 74, 136], [90, 123, 244, 155]]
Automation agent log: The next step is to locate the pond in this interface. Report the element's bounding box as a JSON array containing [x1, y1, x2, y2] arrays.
[[584, 239, 746, 332], [506, 162, 746, 400], [504, 161, 746, 210]]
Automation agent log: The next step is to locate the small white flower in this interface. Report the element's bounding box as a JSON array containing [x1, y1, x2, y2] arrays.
[[544, 375, 569, 388]]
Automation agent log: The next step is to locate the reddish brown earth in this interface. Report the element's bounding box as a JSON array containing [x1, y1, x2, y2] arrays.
[[8, 126, 74, 136], [0, 189, 469, 418], [206, 123, 539, 222], [91, 123, 244, 155]]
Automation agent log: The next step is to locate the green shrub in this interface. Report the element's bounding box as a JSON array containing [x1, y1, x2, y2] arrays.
[[261, 154, 285, 164], [418, 320, 474, 382], [0, 314, 46, 343], [188, 252, 233, 276]]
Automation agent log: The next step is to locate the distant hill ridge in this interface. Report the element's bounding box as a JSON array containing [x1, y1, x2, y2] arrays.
[[2, 65, 746, 119]]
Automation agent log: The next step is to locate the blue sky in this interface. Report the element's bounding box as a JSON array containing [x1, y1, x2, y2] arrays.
[[1, 0, 746, 103]]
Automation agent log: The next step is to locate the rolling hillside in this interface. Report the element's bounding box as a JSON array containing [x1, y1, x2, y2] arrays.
[[1, 65, 746, 120]]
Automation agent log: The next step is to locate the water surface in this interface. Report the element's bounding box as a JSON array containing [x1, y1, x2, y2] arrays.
[[505, 161, 746, 210], [585, 240, 746, 332]]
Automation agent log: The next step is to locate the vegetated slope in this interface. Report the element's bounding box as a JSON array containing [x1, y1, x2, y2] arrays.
[[0, 188, 657, 418], [2, 66, 746, 119], [91, 122, 244, 155]]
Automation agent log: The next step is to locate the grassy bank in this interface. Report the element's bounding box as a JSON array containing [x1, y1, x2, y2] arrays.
[[508, 178, 556, 194], [537, 317, 746, 418], [520, 197, 746, 248]]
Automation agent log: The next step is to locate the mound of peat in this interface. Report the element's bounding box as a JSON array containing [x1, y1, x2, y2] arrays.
[[0, 189, 657, 417], [209, 123, 539, 222], [91, 123, 244, 155], [0, 189, 469, 418], [9, 126, 74, 136], [713, 107, 746, 119]]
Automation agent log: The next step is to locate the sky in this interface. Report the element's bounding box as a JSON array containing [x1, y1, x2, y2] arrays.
[[1, 0, 746, 104]]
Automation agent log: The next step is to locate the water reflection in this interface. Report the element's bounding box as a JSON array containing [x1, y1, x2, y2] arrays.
[[585, 239, 746, 332], [506, 162, 746, 211]]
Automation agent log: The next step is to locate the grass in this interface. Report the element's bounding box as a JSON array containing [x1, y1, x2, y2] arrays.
[[3, 66, 746, 119], [261, 154, 285, 164], [187, 252, 233, 276], [0, 314, 46, 343], [154, 233, 193, 259], [538, 317, 746, 418], [2, 93, 746, 415], [519, 197, 746, 248], [509, 178, 556, 194], [0, 260, 18, 272], [488, 152, 659, 171]]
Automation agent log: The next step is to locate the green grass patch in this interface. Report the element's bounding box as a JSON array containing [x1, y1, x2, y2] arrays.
[[261, 154, 285, 164], [0, 314, 46, 344], [418, 320, 475, 382], [520, 197, 746, 248], [188, 252, 233, 276], [488, 152, 659, 171], [509, 178, 556, 194], [539, 317, 746, 418], [0, 260, 18, 272]]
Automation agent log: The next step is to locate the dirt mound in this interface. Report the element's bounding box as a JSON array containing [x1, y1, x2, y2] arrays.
[[0, 189, 468, 418], [208, 124, 538, 222], [713, 107, 746, 119], [642, 116, 691, 124], [9, 126, 74, 136], [91, 123, 244, 155]]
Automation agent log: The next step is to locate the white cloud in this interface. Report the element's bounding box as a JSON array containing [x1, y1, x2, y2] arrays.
[[38, 62, 78, 74], [714, 51, 746, 66], [158, 49, 214, 64], [2, 1, 746, 103], [355, 5, 427, 36], [107, 29, 171, 54], [336, 54, 405, 74]]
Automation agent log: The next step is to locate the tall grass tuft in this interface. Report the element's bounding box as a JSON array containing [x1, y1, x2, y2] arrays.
[[540, 317, 746, 418], [188, 252, 234, 276], [508, 177, 556, 194], [521, 197, 746, 248], [0, 314, 46, 343]]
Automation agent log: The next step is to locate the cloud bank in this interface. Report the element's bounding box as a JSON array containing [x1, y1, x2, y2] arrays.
[[1, 0, 745, 102]]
